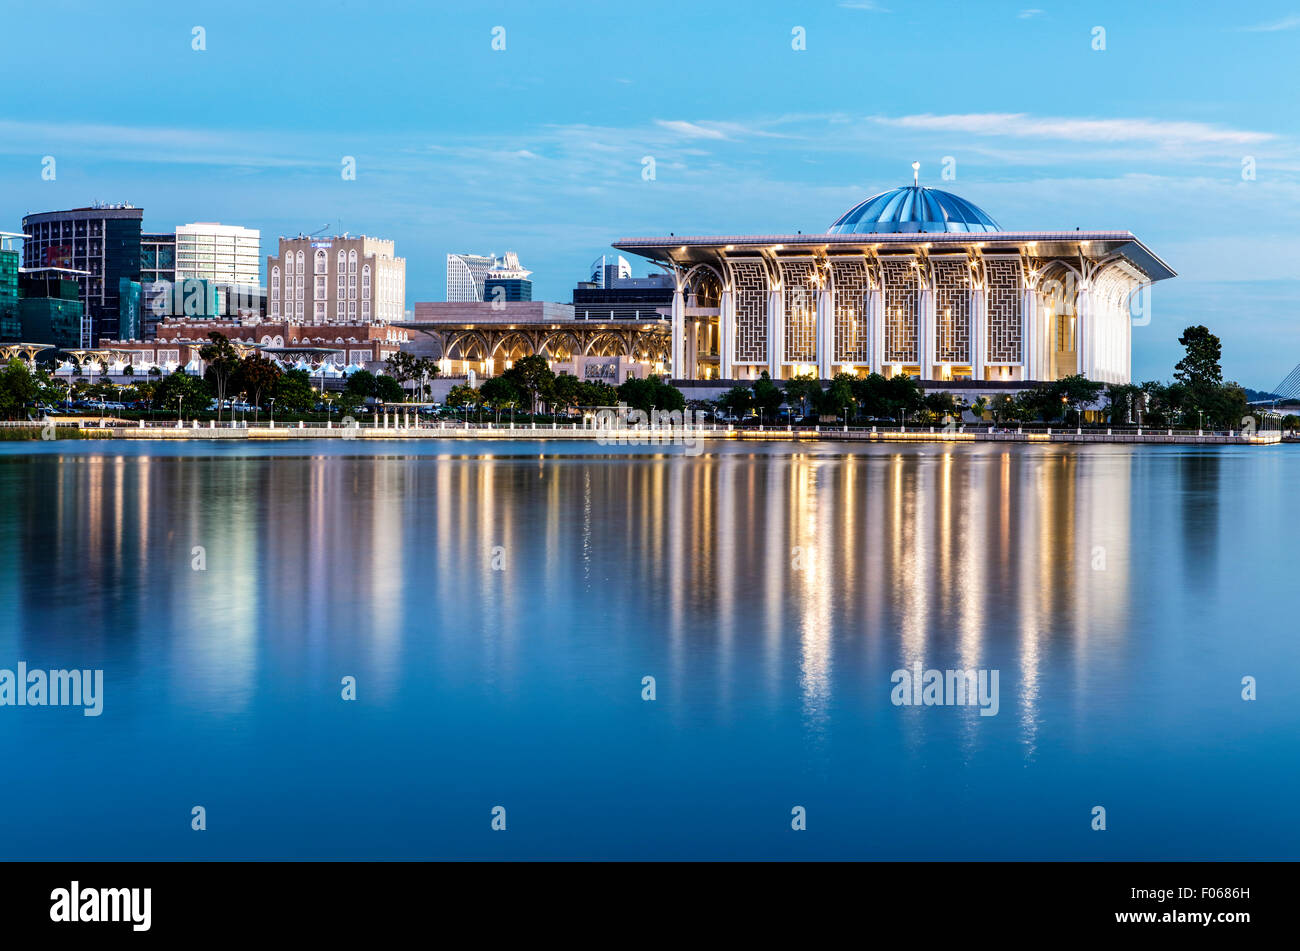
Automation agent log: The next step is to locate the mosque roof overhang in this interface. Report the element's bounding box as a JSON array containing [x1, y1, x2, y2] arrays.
[[613, 231, 1176, 283]]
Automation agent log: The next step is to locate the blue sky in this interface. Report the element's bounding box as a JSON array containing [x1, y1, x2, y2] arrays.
[[2, 0, 1298, 387]]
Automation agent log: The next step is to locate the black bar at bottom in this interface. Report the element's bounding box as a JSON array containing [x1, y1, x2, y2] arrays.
[[0, 861, 1276, 938]]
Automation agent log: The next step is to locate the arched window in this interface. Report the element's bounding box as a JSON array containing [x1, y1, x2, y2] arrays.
[[271, 266, 280, 298], [348, 249, 357, 274], [362, 265, 371, 300], [296, 250, 305, 273], [315, 249, 327, 274]]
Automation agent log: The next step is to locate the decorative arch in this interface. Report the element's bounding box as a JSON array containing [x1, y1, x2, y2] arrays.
[[492, 331, 535, 359], [539, 330, 582, 361], [584, 331, 631, 357]]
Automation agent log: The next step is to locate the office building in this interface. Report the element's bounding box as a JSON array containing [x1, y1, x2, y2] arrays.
[[17, 269, 84, 351], [446, 252, 495, 302], [174, 222, 260, 286], [21, 204, 143, 346], [268, 234, 404, 325], [0, 233, 20, 341]]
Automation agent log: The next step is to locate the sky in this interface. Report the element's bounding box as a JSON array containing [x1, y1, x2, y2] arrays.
[[1, 0, 1298, 388]]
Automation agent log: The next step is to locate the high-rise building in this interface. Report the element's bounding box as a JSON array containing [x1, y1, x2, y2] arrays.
[[267, 235, 404, 324], [482, 251, 533, 303], [445, 252, 495, 302], [589, 254, 632, 288], [18, 269, 84, 351], [572, 257, 672, 321], [21, 204, 143, 346], [140, 232, 176, 284], [0, 232, 22, 341], [174, 222, 260, 286]]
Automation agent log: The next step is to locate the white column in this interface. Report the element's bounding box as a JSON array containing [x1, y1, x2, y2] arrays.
[[767, 287, 783, 378], [971, 288, 985, 382], [869, 288, 884, 373], [1020, 287, 1036, 381], [718, 287, 734, 380], [816, 286, 834, 379], [670, 284, 685, 380], [685, 319, 698, 380], [1123, 287, 1134, 384], [919, 286, 935, 379], [1077, 284, 1092, 378]]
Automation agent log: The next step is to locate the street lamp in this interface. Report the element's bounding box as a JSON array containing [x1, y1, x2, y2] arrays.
[[269, 397, 276, 427], [176, 396, 183, 428]]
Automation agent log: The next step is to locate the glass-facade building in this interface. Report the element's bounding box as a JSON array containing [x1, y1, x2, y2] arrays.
[[21, 205, 143, 346], [483, 277, 532, 302], [140, 232, 176, 284], [0, 245, 19, 341], [18, 272, 83, 351]]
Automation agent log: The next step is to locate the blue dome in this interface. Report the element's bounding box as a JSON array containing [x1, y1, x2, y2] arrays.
[[827, 185, 1000, 234]]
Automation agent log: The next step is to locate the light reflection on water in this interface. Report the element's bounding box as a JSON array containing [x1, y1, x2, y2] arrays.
[[0, 440, 1296, 859]]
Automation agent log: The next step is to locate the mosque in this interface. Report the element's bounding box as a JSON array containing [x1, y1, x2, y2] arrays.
[[613, 164, 1175, 384]]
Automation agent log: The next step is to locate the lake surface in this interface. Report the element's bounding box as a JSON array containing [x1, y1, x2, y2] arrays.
[[0, 439, 1295, 860]]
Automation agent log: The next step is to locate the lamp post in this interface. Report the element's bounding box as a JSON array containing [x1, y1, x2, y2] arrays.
[[269, 397, 275, 427], [176, 396, 183, 428]]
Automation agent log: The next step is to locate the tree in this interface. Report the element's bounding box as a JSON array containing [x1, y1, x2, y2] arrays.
[[1202, 381, 1248, 429], [618, 375, 685, 413], [971, 396, 989, 422], [1104, 384, 1142, 424], [1048, 374, 1105, 425], [921, 391, 961, 425], [273, 368, 316, 414], [152, 369, 211, 417], [576, 380, 618, 408], [232, 355, 282, 410], [384, 351, 417, 387], [717, 385, 754, 418], [384, 352, 439, 400], [990, 393, 1019, 425], [502, 354, 555, 414], [821, 373, 856, 420], [549, 372, 581, 416], [0, 359, 39, 419], [344, 369, 376, 401], [199, 332, 241, 420], [363, 374, 398, 405], [1174, 325, 1223, 395], [751, 371, 785, 421], [479, 376, 521, 421], [445, 383, 481, 409], [783, 373, 821, 418]]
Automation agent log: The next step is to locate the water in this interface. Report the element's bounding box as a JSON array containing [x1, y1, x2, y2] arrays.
[[0, 440, 1295, 860]]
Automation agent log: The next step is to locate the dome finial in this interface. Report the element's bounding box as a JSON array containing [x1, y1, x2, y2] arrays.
[[911, 160, 920, 186]]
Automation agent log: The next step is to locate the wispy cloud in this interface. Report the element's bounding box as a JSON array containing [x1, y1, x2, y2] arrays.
[[874, 112, 1274, 147], [1239, 13, 1300, 31], [654, 119, 730, 140], [1018, 9, 1045, 18], [839, 1, 890, 11]]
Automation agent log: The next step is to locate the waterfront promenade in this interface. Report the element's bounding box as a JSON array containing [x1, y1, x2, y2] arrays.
[[3, 420, 1284, 445]]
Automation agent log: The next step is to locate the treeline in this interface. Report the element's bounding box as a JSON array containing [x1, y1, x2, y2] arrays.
[[443, 355, 685, 419]]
